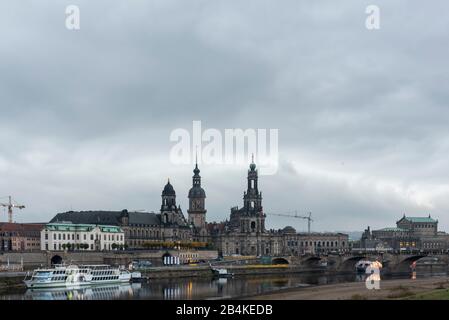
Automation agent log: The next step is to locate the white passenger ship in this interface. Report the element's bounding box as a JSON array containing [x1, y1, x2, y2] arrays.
[[24, 264, 131, 289]]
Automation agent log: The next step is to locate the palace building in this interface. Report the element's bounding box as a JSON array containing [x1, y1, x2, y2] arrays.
[[41, 223, 125, 251], [360, 215, 449, 252]]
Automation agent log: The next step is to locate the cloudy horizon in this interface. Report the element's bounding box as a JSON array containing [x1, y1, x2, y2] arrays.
[[1, 0, 449, 233]]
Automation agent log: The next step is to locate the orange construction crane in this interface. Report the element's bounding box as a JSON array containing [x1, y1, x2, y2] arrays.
[[0, 196, 25, 223]]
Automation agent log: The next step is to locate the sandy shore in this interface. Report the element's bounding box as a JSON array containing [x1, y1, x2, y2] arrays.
[[245, 276, 449, 300]]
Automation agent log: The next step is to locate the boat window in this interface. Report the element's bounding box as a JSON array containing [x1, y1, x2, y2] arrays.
[[35, 271, 52, 278]]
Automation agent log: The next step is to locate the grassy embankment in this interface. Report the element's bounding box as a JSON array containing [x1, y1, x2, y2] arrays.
[[351, 280, 449, 300]]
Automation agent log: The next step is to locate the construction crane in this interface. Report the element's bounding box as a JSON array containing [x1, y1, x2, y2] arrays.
[[266, 211, 313, 233], [0, 196, 25, 223]]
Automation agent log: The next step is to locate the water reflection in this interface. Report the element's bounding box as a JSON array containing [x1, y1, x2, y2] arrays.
[[1, 271, 445, 300], [23, 283, 141, 300]]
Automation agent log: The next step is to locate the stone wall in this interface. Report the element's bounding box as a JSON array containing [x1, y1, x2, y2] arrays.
[[0, 249, 218, 269]]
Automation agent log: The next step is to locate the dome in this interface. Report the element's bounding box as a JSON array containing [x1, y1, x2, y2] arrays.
[[188, 186, 206, 198], [282, 226, 296, 234], [162, 180, 176, 196], [249, 154, 256, 171]]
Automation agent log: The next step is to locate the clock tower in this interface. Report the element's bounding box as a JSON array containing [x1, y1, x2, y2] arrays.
[[187, 161, 207, 239]]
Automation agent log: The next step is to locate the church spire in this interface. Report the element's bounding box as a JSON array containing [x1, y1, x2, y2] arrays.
[[249, 153, 256, 171], [194, 146, 200, 175]]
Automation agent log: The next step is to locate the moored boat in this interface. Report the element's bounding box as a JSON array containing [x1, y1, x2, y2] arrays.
[[209, 264, 234, 278], [23, 264, 131, 289]]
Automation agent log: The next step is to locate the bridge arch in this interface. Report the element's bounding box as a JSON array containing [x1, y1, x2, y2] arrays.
[[339, 256, 368, 271], [395, 255, 427, 272], [272, 257, 289, 265], [301, 256, 322, 267]]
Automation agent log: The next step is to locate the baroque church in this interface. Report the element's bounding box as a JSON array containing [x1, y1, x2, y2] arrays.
[[209, 159, 349, 257], [211, 158, 274, 255], [50, 158, 349, 255]]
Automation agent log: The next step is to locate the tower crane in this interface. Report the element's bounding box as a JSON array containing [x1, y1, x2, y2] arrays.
[[0, 196, 25, 223], [266, 211, 313, 233]]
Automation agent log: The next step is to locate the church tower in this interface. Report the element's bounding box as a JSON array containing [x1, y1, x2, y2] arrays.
[[187, 160, 207, 232], [160, 179, 190, 241], [161, 179, 176, 211], [240, 156, 265, 233]]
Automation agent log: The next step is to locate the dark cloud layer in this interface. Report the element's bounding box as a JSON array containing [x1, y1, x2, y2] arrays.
[[1, 0, 449, 232]]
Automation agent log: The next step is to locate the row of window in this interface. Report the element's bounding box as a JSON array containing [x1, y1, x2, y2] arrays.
[[127, 229, 161, 238], [399, 242, 417, 247], [287, 240, 345, 247], [179, 253, 198, 258], [92, 270, 116, 275], [45, 233, 123, 242], [413, 224, 435, 228], [92, 276, 119, 281], [47, 243, 94, 250], [423, 242, 444, 248], [45, 242, 124, 250], [0, 232, 40, 237]]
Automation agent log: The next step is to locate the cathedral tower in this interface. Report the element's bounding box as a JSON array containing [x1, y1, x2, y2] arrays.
[[161, 179, 176, 211], [187, 161, 207, 231], [240, 156, 265, 233]]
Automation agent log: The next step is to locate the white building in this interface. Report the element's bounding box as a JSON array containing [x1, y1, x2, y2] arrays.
[[41, 223, 125, 251]]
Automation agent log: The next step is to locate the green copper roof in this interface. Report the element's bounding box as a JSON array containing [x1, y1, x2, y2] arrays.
[[404, 216, 437, 223], [376, 227, 408, 232], [45, 223, 123, 233]]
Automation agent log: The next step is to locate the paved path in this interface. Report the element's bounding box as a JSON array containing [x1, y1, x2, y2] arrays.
[[0, 272, 26, 278], [245, 276, 449, 300]]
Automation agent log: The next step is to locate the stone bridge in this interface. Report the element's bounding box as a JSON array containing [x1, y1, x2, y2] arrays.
[[270, 253, 449, 273]]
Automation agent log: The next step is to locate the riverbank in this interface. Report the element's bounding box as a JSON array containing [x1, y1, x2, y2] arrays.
[[245, 276, 449, 300], [141, 264, 313, 279]]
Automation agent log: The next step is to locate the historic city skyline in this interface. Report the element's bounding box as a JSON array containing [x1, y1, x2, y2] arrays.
[[1, 1, 449, 232]]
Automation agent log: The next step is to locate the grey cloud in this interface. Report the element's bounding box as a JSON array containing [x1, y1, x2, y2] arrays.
[[1, 0, 449, 232]]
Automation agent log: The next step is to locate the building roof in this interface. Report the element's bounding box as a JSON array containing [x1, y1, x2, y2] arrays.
[[45, 223, 123, 233], [282, 226, 296, 234], [50, 210, 161, 226], [50, 211, 123, 225], [404, 216, 437, 223], [375, 227, 408, 232], [128, 211, 160, 225], [162, 180, 176, 196], [188, 186, 206, 198], [0, 222, 45, 233]]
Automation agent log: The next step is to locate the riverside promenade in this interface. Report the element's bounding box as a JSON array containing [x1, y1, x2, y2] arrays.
[[245, 276, 449, 300]]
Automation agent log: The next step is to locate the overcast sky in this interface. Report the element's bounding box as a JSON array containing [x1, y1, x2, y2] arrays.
[[1, 0, 449, 232]]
